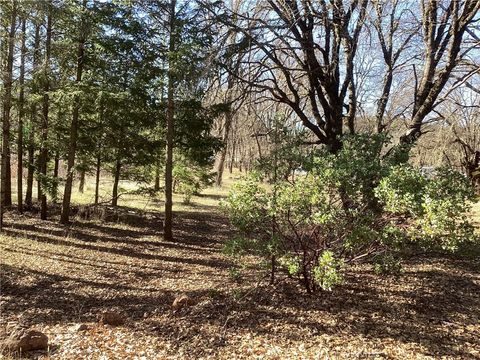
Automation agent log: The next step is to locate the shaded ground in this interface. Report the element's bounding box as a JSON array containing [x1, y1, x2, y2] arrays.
[[1, 197, 479, 359]]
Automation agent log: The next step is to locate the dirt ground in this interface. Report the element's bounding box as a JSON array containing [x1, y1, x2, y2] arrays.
[[1, 194, 479, 359]]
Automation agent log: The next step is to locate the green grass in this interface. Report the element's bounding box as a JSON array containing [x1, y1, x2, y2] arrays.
[[7, 169, 245, 213]]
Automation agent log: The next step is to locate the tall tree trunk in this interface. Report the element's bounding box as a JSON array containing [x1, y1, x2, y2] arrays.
[[39, 3, 52, 220], [229, 140, 236, 174], [53, 151, 59, 179], [25, 146, 35, 208], [164, 0, 176, 241], [78, 169, 85, 193], [61, 0, 87, 224], [94, 154, 101, 205], [215, 111, 233, 186], [37, 176, 41, 202], [111, 158, 121, 207], [154, 153, 160, 191], [1, 0, 17, 208], [17, 16, 27, 212], [25, 24, 41, 209]]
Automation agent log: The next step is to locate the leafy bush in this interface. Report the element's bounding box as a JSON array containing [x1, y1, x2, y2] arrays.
[[223, 134, 477, 293], [377, 165, 476, 251], [375, 165, 427, 216], [312, 251, 344, 291], [223, 136, 396, 292]]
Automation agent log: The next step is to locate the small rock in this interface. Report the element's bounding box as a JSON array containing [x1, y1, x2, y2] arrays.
[[99, 311, 125, 326], [172, 295, 194, 311], [1, 328, 48, 353], [70, 324, 88, 332]]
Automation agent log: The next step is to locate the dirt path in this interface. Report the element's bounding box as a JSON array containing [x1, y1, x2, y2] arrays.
[[1, 204, 479, 359]]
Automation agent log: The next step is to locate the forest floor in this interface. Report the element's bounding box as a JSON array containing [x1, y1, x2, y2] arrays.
[[1, 174, 479, 359]]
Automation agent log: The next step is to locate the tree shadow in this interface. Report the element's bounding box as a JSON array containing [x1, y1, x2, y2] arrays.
[[221, 262, 480, 358], [1, 208, 479, 359]]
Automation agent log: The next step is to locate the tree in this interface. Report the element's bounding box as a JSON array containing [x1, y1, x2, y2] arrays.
[[164, 0, 176, 241], [206, 0, 480, 152], [38, 1, 52, 220], [60, 0, 88, 224], [25, 22, 41, 209], [1, 0, 16, 209], [17, 14, 27, 213]]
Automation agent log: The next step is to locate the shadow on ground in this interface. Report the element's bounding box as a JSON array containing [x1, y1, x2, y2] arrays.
[[1, 205, 479, 358]]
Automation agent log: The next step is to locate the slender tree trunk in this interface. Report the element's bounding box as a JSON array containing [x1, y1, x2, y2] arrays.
[[53, 151, 59, 179], [78, 169, 85, 193], [164, 0, 176, 241], [112, 158, 121, 207], [1, 1, 17, 208], [17, 17, 27, 213], [39, 4, 52, 220], [215, 111, 233, 186], [94, 154, 101, 205], [154, 154, 160, 191], [37, 175, 41, 202], [25, 147, 35, 208], [25, 24, 41, 209], [229, 140, 236, 174], [61, 0, 87, 224]]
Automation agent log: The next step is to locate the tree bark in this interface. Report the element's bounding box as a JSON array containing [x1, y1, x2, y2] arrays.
[[61, 0, 87, 224], [111, 158, 121, 207], [25, 24, 41, 209], [164, 0, 176, 241], [25, 145, 35, 208], [400, 1, 480, 145], [229, 139, 236, 173], [94, 154, 101, 205], [53, 151, 59, 179], [215, 110, 233, 186], [39, 3, 52, 220], [17, 16, 27, 213], [1, 0, 17, 208], [78, 169, 85, 193]]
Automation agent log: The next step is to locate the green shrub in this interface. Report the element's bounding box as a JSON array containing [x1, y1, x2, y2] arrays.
[[173, 157, 215, 204], [223, 134, 477, 293], [278, 254, 301, 276], [221, 173, 269, 232], [312, 251, 344, 291], [376, 164, 476, 251], [375, 165, 426, 216]]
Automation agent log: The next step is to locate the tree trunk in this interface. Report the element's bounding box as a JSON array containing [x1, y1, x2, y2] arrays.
[[39, 4, 52, 220], [164, 0, 176, 241], [61, 0, 87, 224], [94, 154, 101, 205], [78, 169, 85, 193], [154, 154, 160, 191], [112, 158, 121, 207], [25, 24, 41, 209], [25, 147, 35, 208], [215, 111, 233, 186], [229, 140, 236, 174], [17, 16, 27, 213], [1, 1, 17, 208], [53, 151, 59, 179]]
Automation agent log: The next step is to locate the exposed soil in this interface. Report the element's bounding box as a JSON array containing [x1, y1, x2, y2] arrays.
[[1, 202, 479, 359]]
